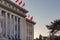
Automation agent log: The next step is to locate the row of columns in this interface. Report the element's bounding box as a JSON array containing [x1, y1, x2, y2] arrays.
[[0, 9, 20, 40]]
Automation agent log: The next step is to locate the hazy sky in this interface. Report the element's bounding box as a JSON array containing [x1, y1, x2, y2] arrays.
[[11, 0, 60, 39]]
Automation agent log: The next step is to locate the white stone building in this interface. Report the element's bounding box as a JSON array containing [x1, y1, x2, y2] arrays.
[[0, 0, 36, 40]]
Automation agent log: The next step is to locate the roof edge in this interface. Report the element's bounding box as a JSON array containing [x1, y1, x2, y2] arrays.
[[6, 0, 28, 13], [26, 18, 36, 25]]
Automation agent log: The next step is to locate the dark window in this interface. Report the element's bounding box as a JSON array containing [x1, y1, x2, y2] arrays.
[[15, 16, 17, 40], [7, 13, 10, 38], [18, 18, 20, 40]]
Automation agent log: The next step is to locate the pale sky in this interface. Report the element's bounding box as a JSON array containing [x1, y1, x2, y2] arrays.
[[11, 0, 60, 39]]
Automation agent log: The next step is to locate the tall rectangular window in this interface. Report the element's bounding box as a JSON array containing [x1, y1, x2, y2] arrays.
[[15, 16, 17, 40], [7, 13, 10, 38], [18, 18, 20, 40]]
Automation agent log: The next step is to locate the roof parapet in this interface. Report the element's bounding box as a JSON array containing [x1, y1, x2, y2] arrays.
[[26, 18, 36, 25], [5, 0, 28, 13]]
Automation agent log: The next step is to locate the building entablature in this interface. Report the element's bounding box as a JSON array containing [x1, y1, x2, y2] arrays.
[[0, 0, 28, 18], [26, 18, 36, 25]]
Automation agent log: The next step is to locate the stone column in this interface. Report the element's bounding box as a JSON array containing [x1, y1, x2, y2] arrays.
[[10, 14, 12, 39], [13, 16, 15, 39], [0, 10, 2, 38], [17, 17, 18, 40], [0, 8, 1, 16], [5, 13, 8, 37], [0, 10, 4, 38]]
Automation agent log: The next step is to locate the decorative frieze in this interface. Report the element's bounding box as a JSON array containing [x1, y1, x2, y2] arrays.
[[0, 0, 27, 17]]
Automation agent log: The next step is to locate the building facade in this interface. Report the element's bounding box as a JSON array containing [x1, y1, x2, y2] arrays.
[[0, 0, 36, 40]]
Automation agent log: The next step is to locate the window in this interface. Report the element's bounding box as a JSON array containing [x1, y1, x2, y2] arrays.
[[1, 11, 5, 16], [7, 13, 10, 38], [11, 15, 14, 38], [18, 18, 20, 40], [15, 17, 20, 40], [15, 16, 17, 40], [15, 16, 17, 31]]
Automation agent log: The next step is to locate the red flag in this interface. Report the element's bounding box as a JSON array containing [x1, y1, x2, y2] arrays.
[[19, 1, 22, 5], [22, 3, 25, 7], [16, 0, 19, 2], [30, 16, 33, 21]]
